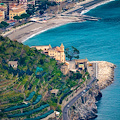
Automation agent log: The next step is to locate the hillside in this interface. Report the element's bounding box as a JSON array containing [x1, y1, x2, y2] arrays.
[[0, 36, 84, 119]]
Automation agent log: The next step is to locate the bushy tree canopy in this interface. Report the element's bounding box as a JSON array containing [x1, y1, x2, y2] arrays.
[[65, 46, 80, 61]]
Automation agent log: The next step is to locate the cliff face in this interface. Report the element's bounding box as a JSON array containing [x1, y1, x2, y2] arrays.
[[96, 61, 116, 89], [68, 61, 115, 120], [68, 81, 101, 120]]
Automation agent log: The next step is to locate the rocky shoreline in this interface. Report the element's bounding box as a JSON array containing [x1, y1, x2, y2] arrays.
[[68, 80, 101, 120], [68, 61, 116, 120], [96, 61, 116, 90]]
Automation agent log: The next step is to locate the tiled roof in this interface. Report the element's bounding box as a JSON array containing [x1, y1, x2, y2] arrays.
[[8, 61, 18, 65], [10, 8, 25, 13]]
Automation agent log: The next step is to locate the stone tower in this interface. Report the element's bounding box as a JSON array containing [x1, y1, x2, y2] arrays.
[[60, 43, 65, 63]]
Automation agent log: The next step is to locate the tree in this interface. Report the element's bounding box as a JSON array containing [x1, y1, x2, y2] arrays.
[[26, 10, 34, 16], [1, 21, 9, 28], [39, 10, 44, 15], [0, 23, 4, 28], [13, 16, 21, 21], [65, 46, 80, 61], [26, 4, 35, 15], [21, 13, 30, 20]]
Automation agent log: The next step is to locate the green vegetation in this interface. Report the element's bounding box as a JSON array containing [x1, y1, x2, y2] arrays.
[[0, 36, 88, 119], [0, 21, 9, 29], [26, 0, 57, 15], [65, 46, 80, 61], [13, 13, 30, 22]]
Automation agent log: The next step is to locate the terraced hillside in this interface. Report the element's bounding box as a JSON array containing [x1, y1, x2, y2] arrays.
[[0, 36, 87, 119]]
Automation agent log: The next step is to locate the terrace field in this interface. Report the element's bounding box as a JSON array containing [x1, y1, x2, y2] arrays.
[[0, 36, 88, 119]]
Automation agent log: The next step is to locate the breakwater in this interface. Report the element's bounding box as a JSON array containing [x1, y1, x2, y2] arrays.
[[95, 61, 116, 90]]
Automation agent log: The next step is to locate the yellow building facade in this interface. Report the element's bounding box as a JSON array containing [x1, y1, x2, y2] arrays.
[[0, 11, 5, 22], [31, 44, 65, 63], [9, 8, 26, 20]]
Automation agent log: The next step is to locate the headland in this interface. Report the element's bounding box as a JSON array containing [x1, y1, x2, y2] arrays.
[[63, 61, 116, 120]]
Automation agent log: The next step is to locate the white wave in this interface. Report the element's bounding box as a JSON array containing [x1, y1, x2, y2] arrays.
[[81, 0, 115, 15]]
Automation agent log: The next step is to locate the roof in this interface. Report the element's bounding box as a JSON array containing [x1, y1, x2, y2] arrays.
[[65, 62, 69, 66], [50, 89, 59, 94], [8, 61, 18, 65], [75, 59, 88, 63], [55, 46, 61, 52], [7, 20, 16, 23], [31, 45, 49, 47], [10, 8, 25, 13]]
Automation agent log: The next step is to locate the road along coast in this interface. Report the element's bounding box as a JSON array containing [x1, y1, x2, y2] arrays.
[[63, 61, 116, 120], [2, 0, 113, 43]]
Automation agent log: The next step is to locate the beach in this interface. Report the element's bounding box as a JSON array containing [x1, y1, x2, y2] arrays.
[[3, 0, 113, 43]]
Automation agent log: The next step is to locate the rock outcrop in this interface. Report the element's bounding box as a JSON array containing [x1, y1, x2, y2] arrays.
[[96, 61, 116, 89], [68, 61, 116, 120], [68, 81, 101, 120]]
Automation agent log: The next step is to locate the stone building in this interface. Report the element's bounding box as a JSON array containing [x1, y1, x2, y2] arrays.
[[50, 89, 59, 96], [8, 61, 18, 69], [31, 43, 65, 63], [75, 59, 88, 71], [60, 62, 69, 75]]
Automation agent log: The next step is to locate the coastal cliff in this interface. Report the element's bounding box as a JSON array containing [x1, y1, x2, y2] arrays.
[[68, 81, 101, 120], [68, 61, 116, 120]]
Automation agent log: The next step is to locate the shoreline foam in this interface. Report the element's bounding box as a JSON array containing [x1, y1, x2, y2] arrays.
[[81, 0, 114, 15]]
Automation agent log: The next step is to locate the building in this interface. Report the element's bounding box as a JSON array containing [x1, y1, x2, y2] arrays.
[[60, 62, 69, 75], [19, 0, 27, 4], [50, 89, 59, 95], [75, 59, 88, 71], [48, 0, 66, 2], [18, 0, 28, 9], [0, 3, 7, 20], [31, 44, 65, 63], [8, 61, 18, 69], [9, 7, 26, 20], [0, 10, 5, 22]]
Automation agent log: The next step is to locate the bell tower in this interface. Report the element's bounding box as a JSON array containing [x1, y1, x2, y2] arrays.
[[60, 43, 65, 63]]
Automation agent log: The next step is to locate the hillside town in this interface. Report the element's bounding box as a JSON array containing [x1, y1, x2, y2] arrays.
[[0, 0, 75, 34]]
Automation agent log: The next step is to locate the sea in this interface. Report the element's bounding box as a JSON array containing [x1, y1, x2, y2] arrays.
[[24, 0, 120, 119]]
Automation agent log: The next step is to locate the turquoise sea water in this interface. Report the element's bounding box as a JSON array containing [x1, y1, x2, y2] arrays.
[[24, 0, 120, 119]]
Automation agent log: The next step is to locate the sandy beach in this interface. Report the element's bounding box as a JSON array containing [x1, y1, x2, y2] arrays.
[[2, 0, 113, 43]]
